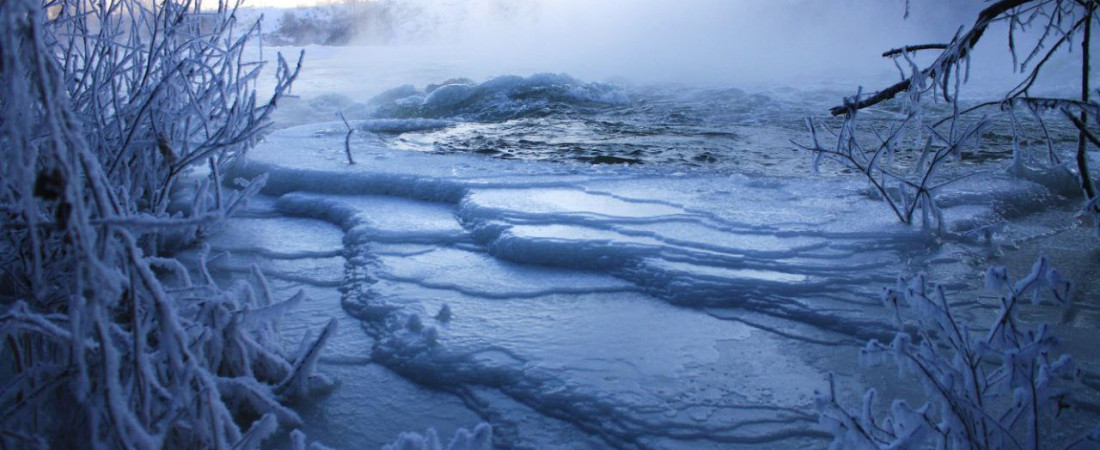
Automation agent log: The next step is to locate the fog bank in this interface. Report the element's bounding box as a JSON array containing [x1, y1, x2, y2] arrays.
[[257, 0, 1088, 98]]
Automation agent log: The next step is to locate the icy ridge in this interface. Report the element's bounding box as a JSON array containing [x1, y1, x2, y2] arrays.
[[227, 120, 1077, 447]]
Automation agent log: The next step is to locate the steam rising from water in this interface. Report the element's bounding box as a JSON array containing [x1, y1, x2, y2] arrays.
[[335, 0, 984, 85], [255, 0, 1086, 110]]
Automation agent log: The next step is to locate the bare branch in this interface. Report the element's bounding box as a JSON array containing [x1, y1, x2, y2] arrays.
[[881, 43, 950, 58], [830, 0, 1036, 116], [338, 111, 356, 165]]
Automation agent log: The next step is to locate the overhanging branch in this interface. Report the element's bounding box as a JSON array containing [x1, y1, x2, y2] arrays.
[[830, 0, 1036, 116], [881, 43, 950, 58]]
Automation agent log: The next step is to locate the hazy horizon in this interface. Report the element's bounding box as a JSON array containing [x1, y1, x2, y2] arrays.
[[245, 0, 1090, 100]]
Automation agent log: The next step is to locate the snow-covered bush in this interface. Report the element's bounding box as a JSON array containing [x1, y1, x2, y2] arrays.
[[816, 258, 1100, 448], [381, 424, 493, 450], [0, 0, 334, 447], [799, 0, 1100, 229]]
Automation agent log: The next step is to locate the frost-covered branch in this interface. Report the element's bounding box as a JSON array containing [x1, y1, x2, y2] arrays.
[[881, 43, 951, 58], [817, 258, 1091, 449], [339, 111, 357, 165], [808, 0, 1100, 228], [0, 0, 333, 447], [830, 0, 1048, 116]]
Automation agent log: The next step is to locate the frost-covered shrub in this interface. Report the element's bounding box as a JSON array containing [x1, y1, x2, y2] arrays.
[[1088, 195, 1100, 237], [382, 424, 493, 450], [800, 0, 1100, 229], [816, 258, 1099, 449], [0, 0, 334, 447]]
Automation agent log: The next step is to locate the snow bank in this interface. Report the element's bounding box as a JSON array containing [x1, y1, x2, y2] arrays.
[[381, 424, 492, 450]]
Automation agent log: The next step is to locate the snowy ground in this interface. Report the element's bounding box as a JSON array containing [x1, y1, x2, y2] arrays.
[[156, 23, 1100, 446], [171, 89, 1100, 447]]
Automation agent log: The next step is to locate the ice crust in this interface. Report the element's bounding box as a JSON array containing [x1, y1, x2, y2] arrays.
[[178, 198, 486, 450], [220, 121, 1076, 448]]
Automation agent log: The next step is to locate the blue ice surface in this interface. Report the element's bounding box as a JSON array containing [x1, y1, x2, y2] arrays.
[[212, 118, 1075, 448]]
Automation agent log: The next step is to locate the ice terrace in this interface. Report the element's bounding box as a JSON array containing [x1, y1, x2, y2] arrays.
[[196, 120, 1077, 448]]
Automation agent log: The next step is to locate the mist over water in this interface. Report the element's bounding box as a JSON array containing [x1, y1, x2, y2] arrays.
[[254, 0, 1094, 102], [254, 0, 1086, 169], [326, 0, 994, 85], [416, 0, 980, 85]]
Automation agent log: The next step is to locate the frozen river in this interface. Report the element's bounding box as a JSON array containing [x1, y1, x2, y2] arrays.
[[174, 67, 1098, 446]]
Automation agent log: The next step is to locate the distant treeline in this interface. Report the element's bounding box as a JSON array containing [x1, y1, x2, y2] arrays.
[[262, 0, 534, 46]]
